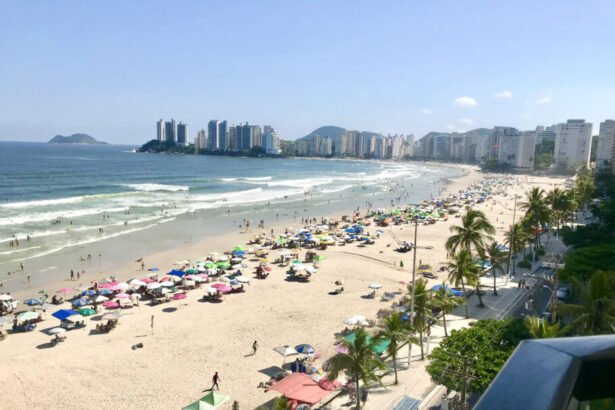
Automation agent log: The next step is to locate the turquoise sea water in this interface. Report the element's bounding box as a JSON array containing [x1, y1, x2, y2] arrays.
[[0, 142, 463, 272]]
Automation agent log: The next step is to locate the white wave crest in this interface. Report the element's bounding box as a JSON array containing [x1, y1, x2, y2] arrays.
[[123, 183, 190, 192], [0, 196, 84, 209]]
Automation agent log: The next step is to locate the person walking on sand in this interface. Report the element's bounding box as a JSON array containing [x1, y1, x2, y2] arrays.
[[70, 270, 75, 281], [211, 372, 221, 390], [252, 340, 258, 355]]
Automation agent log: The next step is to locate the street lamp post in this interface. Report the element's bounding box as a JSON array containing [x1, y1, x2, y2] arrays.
[[407, 218, 434, 366]]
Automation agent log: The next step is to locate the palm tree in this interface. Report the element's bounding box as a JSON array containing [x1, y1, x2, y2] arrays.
[[504, 223, 528, 276], [445, 209, 495, 257], [485, 242, 507, 296], [376, 312, 415, 385], [431, 282, 464, 337], [404, 278, 433, 360], [546, 188, 567, 233], [558, 272, 615, 335], [447, 250, 480, 318], [520, 187, 551, 250], [327, 327, 387, 409], [525, 316, 561, 339]]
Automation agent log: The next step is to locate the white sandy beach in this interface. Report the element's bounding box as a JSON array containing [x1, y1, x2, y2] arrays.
[[0, 166, 569, 409]]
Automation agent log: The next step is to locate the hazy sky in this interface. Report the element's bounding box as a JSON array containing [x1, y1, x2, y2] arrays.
[[1, 1, 615, 144]]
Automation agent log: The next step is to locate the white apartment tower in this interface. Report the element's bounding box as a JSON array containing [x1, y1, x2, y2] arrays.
[[596, 120, 615, 172], [156, 119, 165, 141], [554, 120, 593, 171]]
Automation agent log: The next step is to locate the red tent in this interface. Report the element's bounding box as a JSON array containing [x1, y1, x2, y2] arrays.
[[267, 373, 340, 405]]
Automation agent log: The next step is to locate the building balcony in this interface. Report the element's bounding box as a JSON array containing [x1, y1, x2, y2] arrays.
[[475, 335, 615, 410]]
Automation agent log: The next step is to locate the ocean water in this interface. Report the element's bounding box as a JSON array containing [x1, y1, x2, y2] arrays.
[[0, 142, 464, 273]]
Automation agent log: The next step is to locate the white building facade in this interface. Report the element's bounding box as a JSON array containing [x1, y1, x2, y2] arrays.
[[554, 119, 593, 171]]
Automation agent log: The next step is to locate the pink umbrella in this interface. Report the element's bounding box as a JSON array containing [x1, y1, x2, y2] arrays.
[[98, 281, 119, 289], [102, 301, 119, 309], [115, 293, 130, 299], [172, 293, 187, 301], [140, 277, 155, 283], [58, 288, 73, 295], [211, 283, 232, 294]]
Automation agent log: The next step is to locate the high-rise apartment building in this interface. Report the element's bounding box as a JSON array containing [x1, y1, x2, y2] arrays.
[[208, 120, 221, 150], [218, 121, 228, 151], [596, 120, 615, 171], [156, 119, 165, 141], [196, 129, 206, 151], [164, 119, 177, 145], [177, 122, 188, 146], [262, 128, 281, 155], [554, 119, 593, 171]]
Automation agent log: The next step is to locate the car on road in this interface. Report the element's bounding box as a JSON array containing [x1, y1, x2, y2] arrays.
[[556, 286, 570, 301]]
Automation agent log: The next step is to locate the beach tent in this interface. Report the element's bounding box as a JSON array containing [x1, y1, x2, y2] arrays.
[[267, 373, 340, 405], [182, 391, 229, 410], [343, 332, 390, 355], [52, 309, 80, 321], [431, 284, 463, 297]]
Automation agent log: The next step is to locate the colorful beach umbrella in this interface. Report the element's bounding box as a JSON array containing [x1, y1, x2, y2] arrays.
[[294, 344, 315, 354], [24, 298, 43, 306], [172, 293, 187, 301], [52, 309, 79, 321], [79, 307, 96, 316], [17, 311, 39, 321]]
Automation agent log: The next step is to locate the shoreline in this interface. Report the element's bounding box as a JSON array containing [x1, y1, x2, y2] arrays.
[[3, 163, 474, 303]]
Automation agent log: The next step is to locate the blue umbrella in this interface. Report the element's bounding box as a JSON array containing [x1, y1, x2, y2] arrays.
[[168, 270, 186, 277], [148, 267, 160, 272], [99, 289, 113, 296], [81, 289, 97, 297], [24, 298, 42, 306], [71, 298, 89, 307], [294, 344, 315, 354], [52, 309, 80, 321], [231, 250, 246, 257]]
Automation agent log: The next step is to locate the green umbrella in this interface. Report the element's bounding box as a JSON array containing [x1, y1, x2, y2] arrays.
[[233, 245, 247, 252], [204, 261, 216, 269], [183, 391, 229, 410], [79, 307, 96, 316], [185, 269, 199, 274], [313, 255, 326, 261], [216, 261, 230, 269], [292, 259, 302, 264]]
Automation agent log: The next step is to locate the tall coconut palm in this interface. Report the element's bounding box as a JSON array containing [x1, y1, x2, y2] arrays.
[[376, 312, 416, 385], [504, 223, 529, 276], [404, 278, 433, 360], [447, 250, 480, 318], [445, 209, 495, 257], [431, 282, 464, 337], [559, 272, 615, 335], [485, 242, 507, 296], [327, 327, 387, 410], [524, 316, 561, 339], [546, 188, 567, 233], [520, 187, 551, 249]]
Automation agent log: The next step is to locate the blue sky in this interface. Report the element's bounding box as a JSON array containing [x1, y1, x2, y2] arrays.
[[1, 1, 614, 144]]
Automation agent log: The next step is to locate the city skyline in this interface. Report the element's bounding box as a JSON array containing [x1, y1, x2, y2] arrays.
[[2, 1, 615, 144]]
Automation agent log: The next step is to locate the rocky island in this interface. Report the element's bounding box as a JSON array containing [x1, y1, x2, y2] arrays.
[[48, 133, 108, 144]]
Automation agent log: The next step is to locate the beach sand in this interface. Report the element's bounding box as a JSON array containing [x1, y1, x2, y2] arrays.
[[0, 166, 569, 409]]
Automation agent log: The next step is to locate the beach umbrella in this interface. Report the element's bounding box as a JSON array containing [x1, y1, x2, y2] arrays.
[[159, 281, 174, 287], [52, 309, 79, 321], [79, 307, 96, 316], [17, 311, 39, 321], [102, 301, 119, 309], [115, 293, 130, 299], [147, 282, 162, 290], [169, 270, 186, 278], [235, 276, 250, 283], [81, 289, 97, 297], [71, 298, 90, 307], [148, 267, 159, 272], [233, 245, 247, 252], [109, 282, 129, 291], [184, 269, 199, 274], [24, 298, 43, 306], [343, 315, 369, 327], [183, 391, 230, 410], [211, 283, 232, 294], [294, 344, 315, 355], [262, 266, 272, 272], [49, 327, 67, 335], [57, 288, 73, 295], [204, 261, 216, 269], [274, 345, 298, 358], [172, 293, 187, 301], [0, 294, 13, 301], [99, 289, 113, 296], [94, 295, 109, 303], [102, 312, 122, 321], [129, 279, 146, 287], [216, 261, 230, 269], [368, 283, 382, 290], [205, 287, 218, 295]]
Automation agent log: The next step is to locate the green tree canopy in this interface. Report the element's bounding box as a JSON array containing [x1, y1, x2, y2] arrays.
[[426, 319, 530, 394]]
